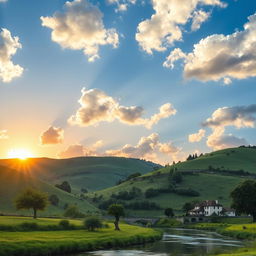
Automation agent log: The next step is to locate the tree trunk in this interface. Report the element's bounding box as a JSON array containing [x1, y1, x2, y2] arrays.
[[114, 216, 120, 230], [33, 208, 37, 219]]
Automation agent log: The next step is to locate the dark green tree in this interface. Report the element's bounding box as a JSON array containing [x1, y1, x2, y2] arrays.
[[55, 181, 71, 193], [48, 194, 59, 206], [231, 180, 256, 222], [84, 216, 102, 231], [64, 205, 85, 218], [15, 188, 48, 219], [108, 204, 125, 231], [164, 208, 174, 218]]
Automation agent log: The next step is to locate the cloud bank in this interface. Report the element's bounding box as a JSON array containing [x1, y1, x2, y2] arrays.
[[40, 126, 64, 145], [69, 88, 176, 128], [136, 0, 226, 54], [41, 0, 119, 62], [164, 13, 256, 84], [0, 28, 23, 83]]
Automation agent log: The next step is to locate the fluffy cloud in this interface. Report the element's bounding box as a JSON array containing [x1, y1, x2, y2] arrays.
[[136, 0, 225, 54], [106, 133, 180, 160], [107, 0, 136, 12], [202, 105, 256, 129], [69, 88, 176, 128], [0, 28, 23, 83], [202, 105, 256, 150], [40, 126, 64, 145], [0, 130, 8, 140], [164, 13, 256, 84], [206, 127, 247, 150], [188, 129, 206, 143], [0, 0, 8, 2], [58, 140, 102, 158], [41, 0, 119, 62]]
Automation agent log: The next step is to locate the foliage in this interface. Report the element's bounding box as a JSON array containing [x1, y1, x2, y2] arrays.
[[48, 194, 59, 206], [15, 188, 48, 218], [164, 208, 174, 218], [231, 180, 256, 221], [145, 188, 159, 198], [55, 181, 71, 193], [108, 204, 125, 230], [63, 205, 85, 218], [182, 201, 198, 214], [125, 201, 161, 210], [169, 171, 183, 184], [175, 188, 200, 197], [111, 187, 142, 200], [84, 216, 102, 231]]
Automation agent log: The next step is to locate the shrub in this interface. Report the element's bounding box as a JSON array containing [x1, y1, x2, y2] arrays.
[[145, 188, 159, 198], [64, 205, 85, 218], [84, 217, 102, 231], [59, 220, 70, 229], [175, 188, 200, 197], [49, 194, 59, 206]]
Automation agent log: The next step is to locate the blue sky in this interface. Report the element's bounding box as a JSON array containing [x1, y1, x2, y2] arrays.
[[0, 0, 256, 163]]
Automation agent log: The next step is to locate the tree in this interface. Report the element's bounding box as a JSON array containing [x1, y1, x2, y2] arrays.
[[164, 208, 174, 218], [55, 181, 71, 193], [48, 194, 59, 206], [15, 188, 48, 219], [64, 205, 85, 218], [84, 216, 102, 231], [231, 180, 256, 222], [108, 204, 125, 231]]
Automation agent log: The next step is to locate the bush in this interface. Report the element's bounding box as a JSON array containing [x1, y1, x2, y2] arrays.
[[64, 205, 85, 218], [145, 188, 159, 198], [49, 194, 59, 206], [175, 188, 200, 197], [84, 217, 102, 231], [59, 220, 70, 229]]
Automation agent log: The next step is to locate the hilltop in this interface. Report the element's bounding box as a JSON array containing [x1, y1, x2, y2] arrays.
[[86, 147, 256, 217], [0, 165, 98, 216], [0, 157, 160, 193]]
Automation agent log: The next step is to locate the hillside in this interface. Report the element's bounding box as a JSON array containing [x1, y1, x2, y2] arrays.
[[0, 157, 159, 193], [86, 147, 256, 217], [0, 165, 98, 216]]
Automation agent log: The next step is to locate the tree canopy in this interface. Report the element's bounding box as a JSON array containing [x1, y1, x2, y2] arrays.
[[231, 180, 256, 222], [15, 188, 48, 218]]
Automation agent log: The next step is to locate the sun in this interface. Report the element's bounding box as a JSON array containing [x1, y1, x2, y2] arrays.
[[7, 149, 34, 160]]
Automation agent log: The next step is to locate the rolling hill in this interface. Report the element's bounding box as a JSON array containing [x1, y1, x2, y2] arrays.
[[0, 165, 98, 216], [86, 147, 256, 217], [0, 157, 160, 193]]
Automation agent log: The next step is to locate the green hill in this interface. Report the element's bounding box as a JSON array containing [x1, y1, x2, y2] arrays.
[[0, 165, 98, 216], [86, 147, 256, 217], [0, 157, 159, 193]]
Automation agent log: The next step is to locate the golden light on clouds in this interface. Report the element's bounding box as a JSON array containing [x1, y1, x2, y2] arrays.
[[7, 148, 34, 160]]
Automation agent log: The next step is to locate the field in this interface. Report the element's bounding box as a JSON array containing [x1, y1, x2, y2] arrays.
[[0, 216, 162, 256]]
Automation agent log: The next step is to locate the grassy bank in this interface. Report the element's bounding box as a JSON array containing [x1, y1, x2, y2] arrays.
[[190, 222, 256, 256], [0, 221, 162, 256]]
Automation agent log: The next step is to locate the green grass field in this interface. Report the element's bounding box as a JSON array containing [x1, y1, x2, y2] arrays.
[[0, 217, 162, 256]]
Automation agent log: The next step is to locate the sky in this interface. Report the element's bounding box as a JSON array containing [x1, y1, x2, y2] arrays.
[[0, 0, 256, 164]]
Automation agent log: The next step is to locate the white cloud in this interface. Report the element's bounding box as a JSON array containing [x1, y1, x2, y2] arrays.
[[41, 0, 119, 62], [58, 140, 103, 158], [106, 133, 180, 160], [0, 0, 8, 2], [107, 0, 136, 12], [69, 88, 176, 128], [203, 104, 256, 150], [164, 13, 256, 84], [136, 0, 226, 54], [202, 105, 256, 129], [206, 127, 247, 150], [0, 28, 23, 83], [188, 129, 206, 142], [0, 130, 8, 140], [40, 126, 64, 145]]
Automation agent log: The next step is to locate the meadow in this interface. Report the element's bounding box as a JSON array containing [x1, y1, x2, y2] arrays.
[[0, 216, 162, 256]]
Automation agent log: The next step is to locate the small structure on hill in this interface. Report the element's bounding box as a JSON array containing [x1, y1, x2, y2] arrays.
[[189, 200, 235, 217]]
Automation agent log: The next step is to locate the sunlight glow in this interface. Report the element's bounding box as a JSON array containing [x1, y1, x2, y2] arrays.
[[7, 149, 34, 160]]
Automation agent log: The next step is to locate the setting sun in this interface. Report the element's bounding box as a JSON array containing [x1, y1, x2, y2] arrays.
[[7, 149, 34, 160]]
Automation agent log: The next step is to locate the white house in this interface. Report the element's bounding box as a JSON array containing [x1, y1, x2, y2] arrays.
[[189, 200, 224, 217]]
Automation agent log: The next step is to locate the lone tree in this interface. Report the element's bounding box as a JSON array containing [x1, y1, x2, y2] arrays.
[[84, 216, 102, 231], [108, 204, 125, 231], [230, 180, 256, 222], [164, 208, 174, 218], [15, 188, 48, 219]]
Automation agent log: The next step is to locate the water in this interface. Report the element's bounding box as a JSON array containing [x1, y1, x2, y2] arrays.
[[75, 228, 243, 256]]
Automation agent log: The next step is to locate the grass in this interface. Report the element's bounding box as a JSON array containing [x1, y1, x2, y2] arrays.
[[0, 220, 162, 256]]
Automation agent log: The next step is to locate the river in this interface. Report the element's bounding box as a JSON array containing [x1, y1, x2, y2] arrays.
[[74, 228, 243, 256]]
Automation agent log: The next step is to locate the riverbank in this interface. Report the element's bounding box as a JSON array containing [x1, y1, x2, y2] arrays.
[[0, 220, 162, 256], [190, 223, 256, 256]]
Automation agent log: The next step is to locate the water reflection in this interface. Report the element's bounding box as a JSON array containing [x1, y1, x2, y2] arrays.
[[77, 228, 243, 256]]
